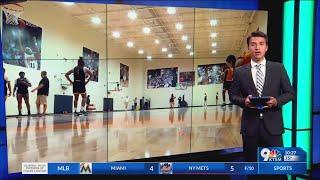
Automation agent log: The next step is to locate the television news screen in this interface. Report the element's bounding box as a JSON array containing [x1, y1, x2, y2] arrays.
[[1, 0, 317, 179]]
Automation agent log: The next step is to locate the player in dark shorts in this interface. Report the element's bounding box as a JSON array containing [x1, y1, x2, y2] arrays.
[[169, 93, 175, 108], [204, 93, 208, 108], [13, 71, 32, 116], [222, 55, 236, 105], [65, 57, 93, 115]]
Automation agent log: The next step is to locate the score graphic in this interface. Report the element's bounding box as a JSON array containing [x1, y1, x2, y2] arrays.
[[145, 163, 159, 174]]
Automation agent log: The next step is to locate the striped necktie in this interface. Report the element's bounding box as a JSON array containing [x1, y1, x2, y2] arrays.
[[256, 64, 264, 97]]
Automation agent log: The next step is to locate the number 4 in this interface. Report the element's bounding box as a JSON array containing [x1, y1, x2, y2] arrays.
[[150, 166, 154, 171]]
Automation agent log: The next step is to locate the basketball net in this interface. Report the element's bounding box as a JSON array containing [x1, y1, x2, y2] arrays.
[[1, 4, 24, 25]]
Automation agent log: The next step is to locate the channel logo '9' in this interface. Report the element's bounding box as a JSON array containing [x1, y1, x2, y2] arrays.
[[260, 148, 282, 162]]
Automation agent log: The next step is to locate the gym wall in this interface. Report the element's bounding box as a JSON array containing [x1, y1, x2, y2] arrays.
[[3, 1, 107, 115]]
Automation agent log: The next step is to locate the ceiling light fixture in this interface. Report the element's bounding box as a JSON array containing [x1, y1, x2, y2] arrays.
[[62, 2, 75, 5], [182, 35, 188, 41], [112, 31, 120, 38], [138, 49, 144, 54], [167, 7, 176, 15], [127, 41, 134, 48], [162, 47, 168, 52], [210, 32, 217, 38], [143, 27, 151, 34], [91, 16, 101, 25], [175, 23, 183, 30], [127, 10, 138, 20], [210, 19, 218, 26], [211, 42, 217, 47]]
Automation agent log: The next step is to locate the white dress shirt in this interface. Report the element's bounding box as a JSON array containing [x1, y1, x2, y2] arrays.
[[251, 58, 266, 90]]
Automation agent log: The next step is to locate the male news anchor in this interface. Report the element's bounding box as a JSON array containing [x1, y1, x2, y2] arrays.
[[229, 31, 295, 163]]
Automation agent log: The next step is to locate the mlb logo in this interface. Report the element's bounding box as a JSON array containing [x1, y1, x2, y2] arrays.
[[80, 162, 92, 174]]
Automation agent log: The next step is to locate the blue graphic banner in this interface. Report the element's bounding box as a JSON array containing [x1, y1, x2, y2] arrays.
[[36, 148, 307, 175], [40, 162, 306, 175]]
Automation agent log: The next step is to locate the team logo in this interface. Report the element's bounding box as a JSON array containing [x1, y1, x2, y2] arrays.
[[80, 162, 92, 174], [159, 162, 173, 174]]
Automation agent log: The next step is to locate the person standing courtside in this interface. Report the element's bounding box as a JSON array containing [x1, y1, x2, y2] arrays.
[[204, 93, 208, 108], [65, 57, 93, 115], [13, 71, 32, 116], [222, 55, 236, 105], [31, 71, 49, 116], [169, 94, 176, 108], [4, 68, 12, 101]]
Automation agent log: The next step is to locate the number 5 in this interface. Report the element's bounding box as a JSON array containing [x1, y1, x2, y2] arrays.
[[230, 166, 234, 171]]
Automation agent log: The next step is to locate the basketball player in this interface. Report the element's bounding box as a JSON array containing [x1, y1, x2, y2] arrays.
[[216, 92, 219, 105], [13, 71, 32, 116], [124, 96, 129, 110], [4, 68, 12, 101], [169, 94, 176, 108], [17, 30, 39, 70], [222, 55, 236, 105], [86, 95, 91, 110], [204, 93, 208, 108], [24, 47, 38, 69], [65, 57, 93, 115], [134, 97, 138, 110]]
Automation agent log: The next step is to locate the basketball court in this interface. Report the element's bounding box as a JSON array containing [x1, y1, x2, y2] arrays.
[[6, 105, 242, 173]]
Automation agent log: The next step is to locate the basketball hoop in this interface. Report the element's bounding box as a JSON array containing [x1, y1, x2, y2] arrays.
[[1, 4, 24, 25], [107, 81, 121, 92]]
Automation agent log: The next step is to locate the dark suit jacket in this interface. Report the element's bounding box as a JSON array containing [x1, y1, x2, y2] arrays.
[[229, 61, 295, 136]]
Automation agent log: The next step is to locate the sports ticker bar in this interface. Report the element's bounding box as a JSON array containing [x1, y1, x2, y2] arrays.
[[21, 162, 306, 175], [21, 147, 306, 175]]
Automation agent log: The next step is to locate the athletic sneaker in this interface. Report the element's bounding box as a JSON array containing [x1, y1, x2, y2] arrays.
[[28, 111, 31, 116], [80, 110, 88, 116], [74, 111, 80, 116]]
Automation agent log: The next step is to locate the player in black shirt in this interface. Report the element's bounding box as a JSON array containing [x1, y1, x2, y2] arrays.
[[31, 71, 49, 116], [13, 71, 32, 116], [204, 93, 208, 108], [65, 57, 93, 115]]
